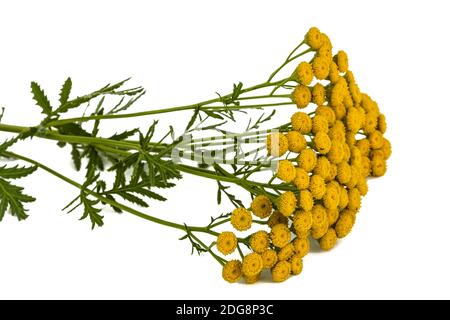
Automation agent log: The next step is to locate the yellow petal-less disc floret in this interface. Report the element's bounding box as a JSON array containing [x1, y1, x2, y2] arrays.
[[347, 188, 361, 211], [278, 243, 295, 261], [327, 207, 340, 225], [313, 156, 331, 178], [319, 228, 338, 251], [231, 207, 252, 231], [294, 61, 313, 86], [277, 191, 297, 217], [312, 114, 329, 134], [244, 273, 260, 284], [323, 184, 340, 210], [276, 160, 296, 182], [242, 253, 264, 277], [368, 130, 384, 149], [250, 231, 270, 254], [250, 195, 273, 218], [312, 204, 328, 229], [335, 211, 355, 238], [356, 138, 371, 157], [313, 131, 332, 154], [304, 27, 323, 50], [338, 185, 349, 209], [329, 120, 346, 142], [298, 189, 314, 211], [357, 177, 369, 196], [312, 83, 326, 105], [316, 105, 336, 126], [222, 260, 242, 283], [267, 210, 288, 228], [292, 167, 310, 190], [262, 249, 278, 269], [371, 154, 387, 177], [270, 223, 291, 248], [292, 85, 311, 108], [293, 210, 313, 234], [287, 131, 306, 153], [380, 138, 392, 159], [312, 56, 330, 80], [337, 162, 352, 184], [309, 174, 326, 199], [266, 132, 288, 157], [334, 50, 348, 73], [272, 260, 291, 282], [297, 148, 317, 172], [327, 140, 345, 164], [292, 237, 310, 258], [216, 231, 237, 255], [291, 112, 312, 134], [311, 220, 329, 240], [328, 61, 340, 83], [377, 113, 387, 134], [290, 254, 304, 275]]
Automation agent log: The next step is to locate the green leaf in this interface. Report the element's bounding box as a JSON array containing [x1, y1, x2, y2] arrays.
[[30, 81, 52, 116], [109, 128, 139, 141], [117, 191, 148, 208], [0, 165, 37, 179], [79, 193, 104, 229], [70, 145, 81, 171], [59, 77, 72, 107], [58, 123, 91, 137], [0, 178, 35, 221]]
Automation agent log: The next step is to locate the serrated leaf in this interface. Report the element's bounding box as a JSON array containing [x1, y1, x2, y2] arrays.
[[59, 77, 72, 106], [57, 123, 91, 137], [132, 187, 167, 202], [30, 81, 52, 116], [0, 165, 37, 179], [71, 145, 81, 171], [109, 128, 139, 141], [79, 193, 104, 229], [0, 178, 35, 221], [117, 191, 148, 208]]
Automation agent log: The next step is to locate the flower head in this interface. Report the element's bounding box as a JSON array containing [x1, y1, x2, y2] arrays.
[[294, 61, 313, 85], [216, 231, 237, 255], [277, 191, 297, 217], [312, 56, 330, 80], [304, 27, 323, 50], [242, 253, 264, 277], [276, 160, 296, 182], [272, 261, 291, 282], [290, 254, 304, 275], [251, 195, 273, 218], [319, 228, 338, 251], [298, 189, 314, 211], [287, 131, 306, 153], [222, 260, 242, 283], [292, 85, 311, 108], [262, 249, 278, 269], [291, 112, 312, 134], [270, 223, 291, 248], [250, 231, 270, 254], [231, 207, 252, 231], [297, 148, 317, 172]]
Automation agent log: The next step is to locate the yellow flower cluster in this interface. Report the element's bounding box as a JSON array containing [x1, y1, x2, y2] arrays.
[[220, 27, 390, 284]]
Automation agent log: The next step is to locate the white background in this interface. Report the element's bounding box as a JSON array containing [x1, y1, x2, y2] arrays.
[[0, 0, 449, 299]]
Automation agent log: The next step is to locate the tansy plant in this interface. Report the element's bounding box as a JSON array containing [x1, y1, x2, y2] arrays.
[[0, 27, 390, 284]]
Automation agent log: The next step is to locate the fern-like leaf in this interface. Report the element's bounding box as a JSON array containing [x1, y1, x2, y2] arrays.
[[30, 81, 52, 116], [59, 77, 72, 107]]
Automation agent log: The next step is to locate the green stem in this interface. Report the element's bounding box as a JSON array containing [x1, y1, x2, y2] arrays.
[[2, 150, 220, 238], [45, 79, 290, 127]]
